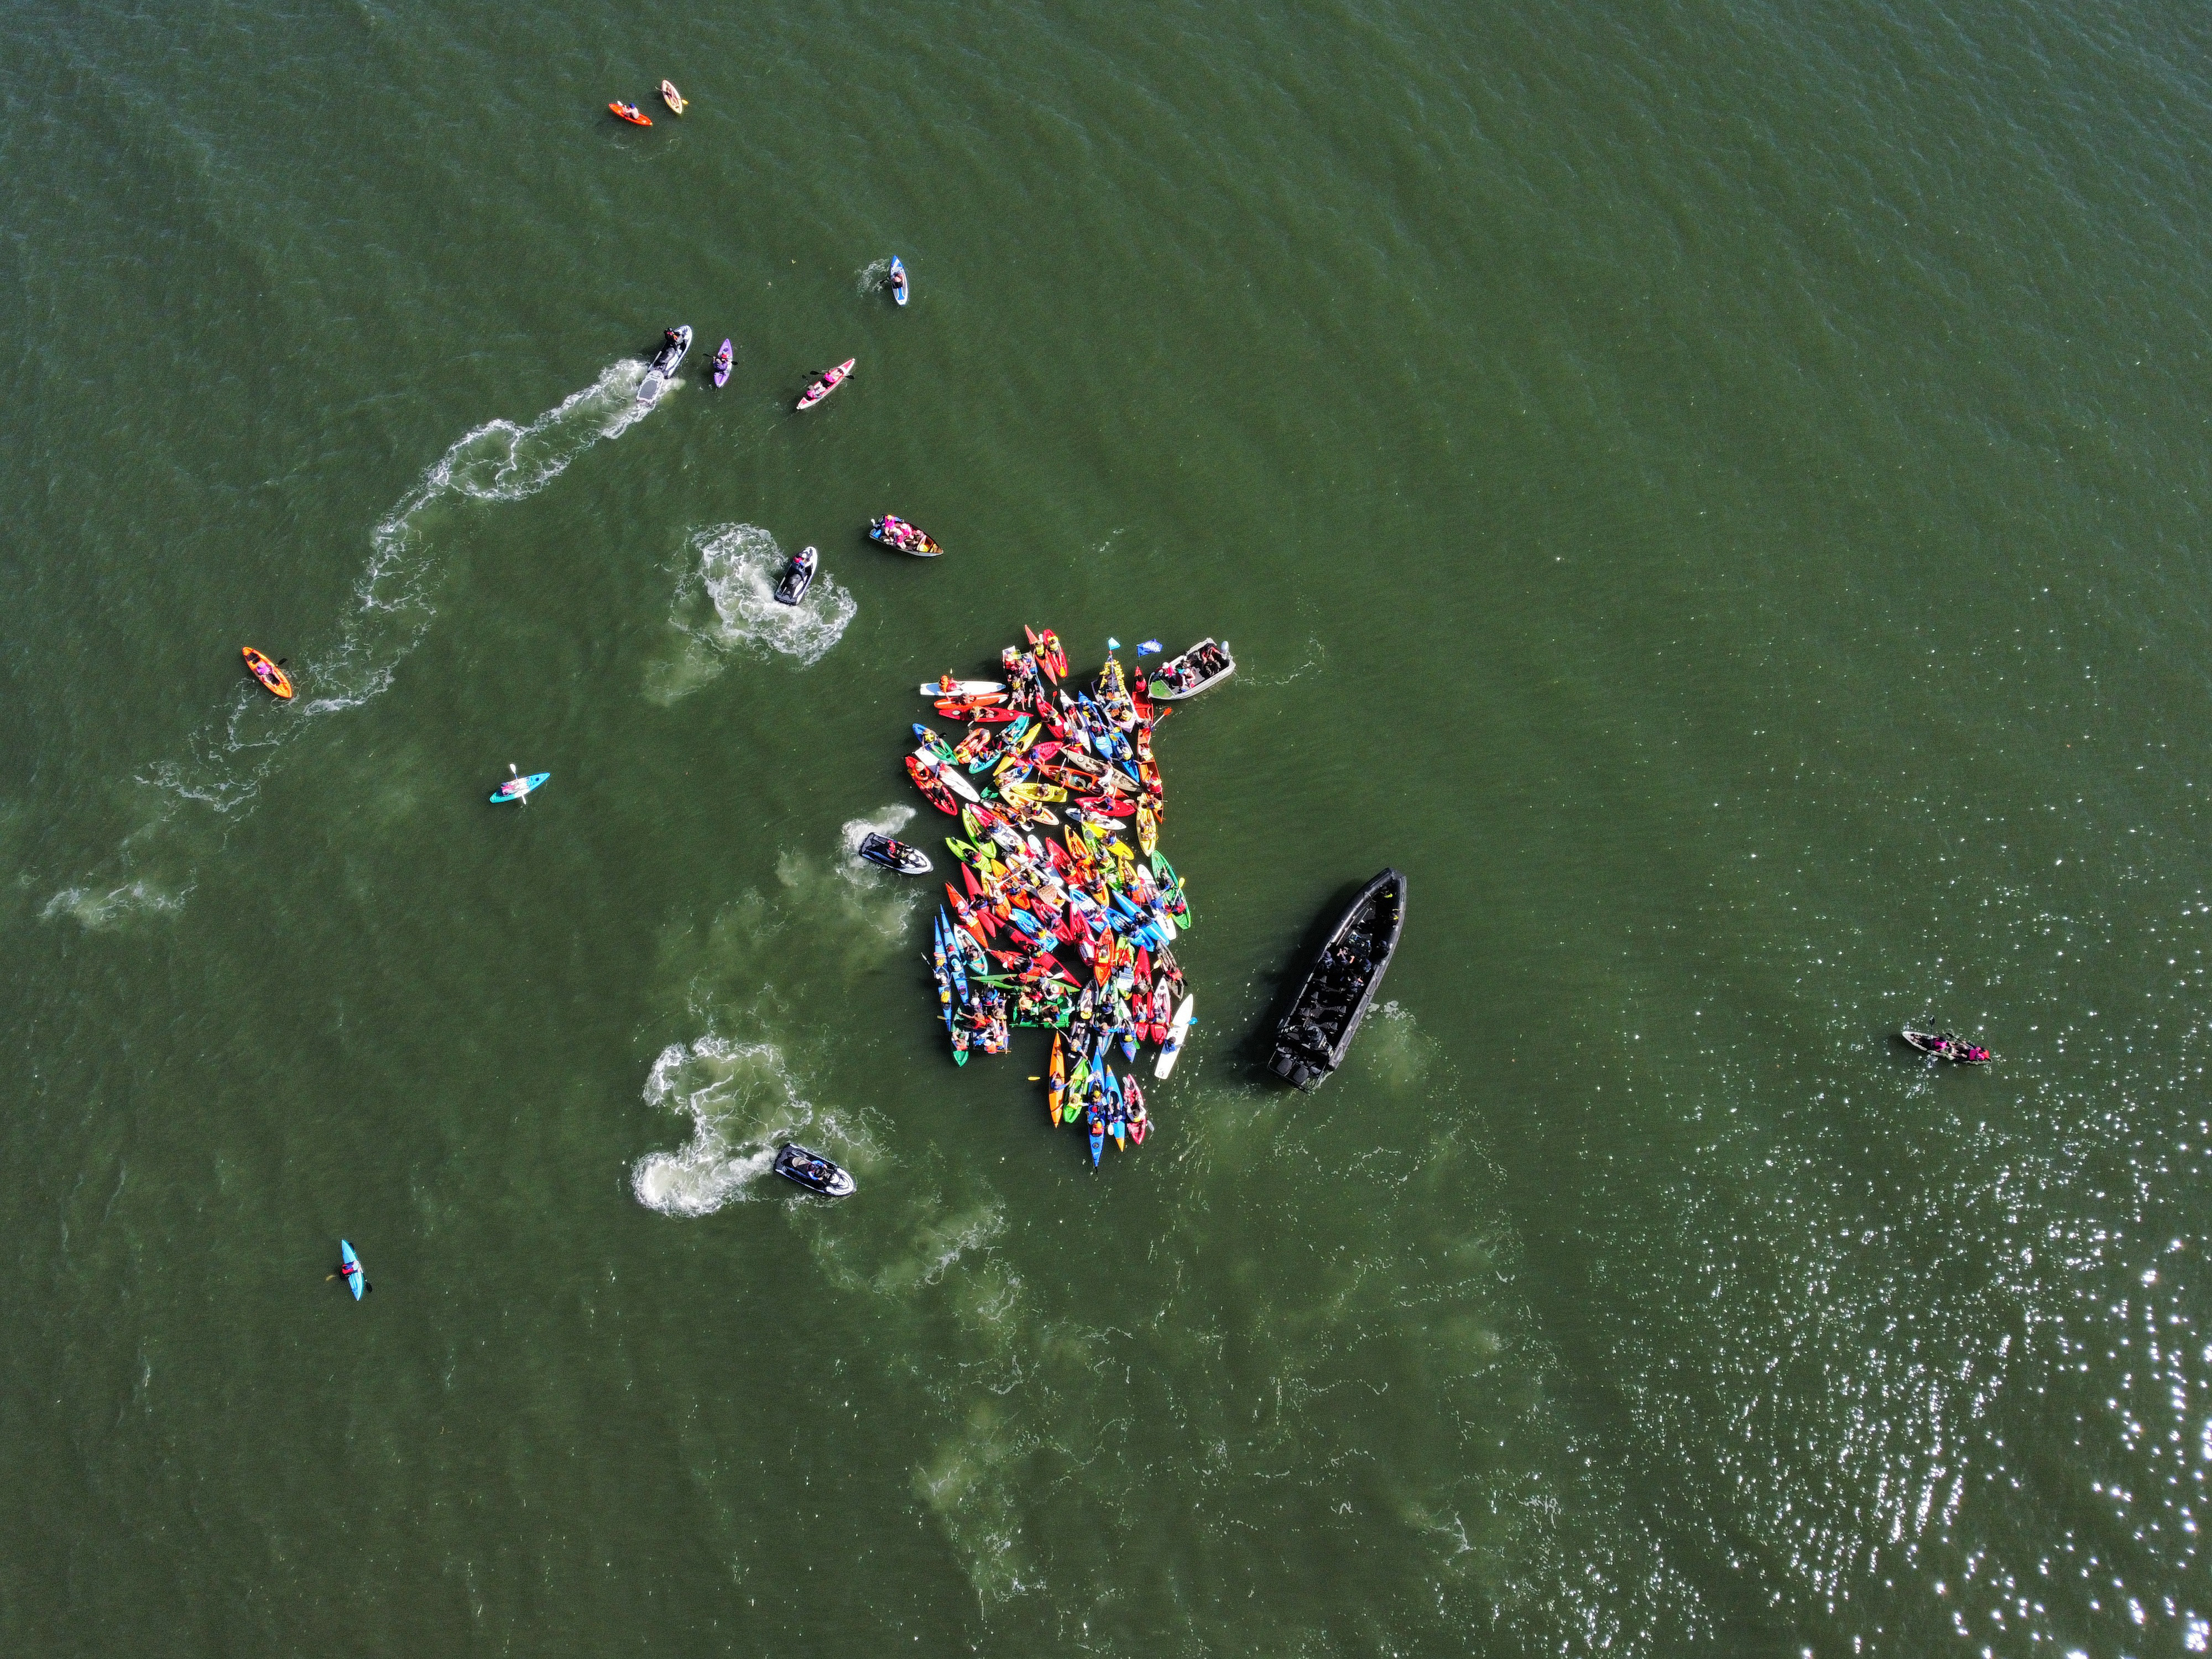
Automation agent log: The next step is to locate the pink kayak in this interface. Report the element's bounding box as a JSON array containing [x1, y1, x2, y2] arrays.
[[797, 358, 855, 410]]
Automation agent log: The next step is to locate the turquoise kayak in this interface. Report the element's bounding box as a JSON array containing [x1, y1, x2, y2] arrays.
[[338, 1239, 364, 1301], [491, 770, 549, 805]]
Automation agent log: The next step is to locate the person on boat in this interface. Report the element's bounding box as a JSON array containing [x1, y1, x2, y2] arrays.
[[338, 1259, 359, 1281]]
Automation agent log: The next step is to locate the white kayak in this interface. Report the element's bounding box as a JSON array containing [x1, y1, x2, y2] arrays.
[[918, 680, 1004, 697], [913, 747, 981, 802], [1154, 995, 1196, 1079]]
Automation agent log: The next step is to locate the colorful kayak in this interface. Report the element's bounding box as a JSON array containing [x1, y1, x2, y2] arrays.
[[905, 754, 958, 815], [711, 337, 733, 387], [1154, 994, 1196, 1078], [338, 1239, 364, 1301], [888, 257, 909, 306], [660, 80, 686, 114], [491, 768, 550, 805], [609, 101, 651, 126], [912, 748, 981, 802], [797, 358, 855, 410], [241, 646, 293, 700]]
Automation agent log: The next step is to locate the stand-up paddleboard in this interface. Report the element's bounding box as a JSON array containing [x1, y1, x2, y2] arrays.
[[917, 679, 1003, 698], [242, 646, 294, 700], [660, 80, 686, 114], [796, 358, 854, 410], [338, 1240, 364, 1301], [888, 257, 909, 306], [711, 338, 732, 387], [491, 765, 549, 805], [1154, 994, 1195, 1078]]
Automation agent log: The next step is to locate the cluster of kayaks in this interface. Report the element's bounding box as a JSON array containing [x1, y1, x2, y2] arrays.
[[901, 629, 1202, 1165]]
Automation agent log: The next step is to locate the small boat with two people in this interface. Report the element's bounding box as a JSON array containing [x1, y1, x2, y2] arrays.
[[1147, 638, 1234, 701], [888, 257, 909, 306], [242, 646, 293, 700], [796, 358, 855, 410], [871, 515, 942, 556], [773, 546, 817, 606], [1900, 1028, 1992, 1065], [639, 325, 690, 406], [774, 1144, 855, 1197], [609, 101, 651, 127], [1267, 868, 1406, 1090], [659, 80, 686, 114], [858, 832, 931, 875]]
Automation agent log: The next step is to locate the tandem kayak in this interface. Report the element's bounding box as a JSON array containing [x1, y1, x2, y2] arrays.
[[774, 1144, 855, 1197], [639, 325, 690, 406], [609, 101, 651, 126], [660, 80, 686, 114], [797, 359, 854, 410], [491, 768, 550, 805], [242, 646, 293, 700], [338, 1239, 364, 1301], [774, 546, 817, 606], [1900, 1027, 1992, 1064]]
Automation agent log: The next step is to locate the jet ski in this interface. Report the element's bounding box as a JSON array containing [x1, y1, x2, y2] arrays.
[[773, 546, 817, 605], [639, 325, 690, 406], [1900, 1028, 1992, 1064], [858, 832, 931, 875], [711, 337, 733, 388], [888, 257, 909, 306], [797, 358, 854, 410], [870, 515, 942, 556], [773, 1144, 855, 1197]]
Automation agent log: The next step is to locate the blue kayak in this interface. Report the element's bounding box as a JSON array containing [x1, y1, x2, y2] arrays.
[[491, 770, 550, 805], [338, 1239, 364, 1301], [888, 257, 909, 306]]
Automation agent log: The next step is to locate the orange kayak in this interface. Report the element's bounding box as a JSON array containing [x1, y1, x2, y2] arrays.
[[609, 101, 652, 126], [242, 646, 293, 700]]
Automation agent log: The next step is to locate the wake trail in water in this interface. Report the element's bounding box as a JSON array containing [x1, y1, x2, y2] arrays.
[[648, 523, 858, 702], [48, 361, 654, 925]]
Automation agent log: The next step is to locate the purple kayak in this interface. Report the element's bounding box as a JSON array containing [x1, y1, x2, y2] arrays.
[[712, 338, 732, 388]]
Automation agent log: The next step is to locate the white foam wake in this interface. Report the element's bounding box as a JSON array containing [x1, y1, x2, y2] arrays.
[[49, 361, 655, 924], [650, 523, 858, 701], [632, 1036, 844, 1218]]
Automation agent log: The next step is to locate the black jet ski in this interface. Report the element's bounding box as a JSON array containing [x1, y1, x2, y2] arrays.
[[774, 545, 818, 606], [1267, 869, 1406, 1091], [858, 832, 931, 875], [773, 1144, 855, 1197], [638, 325, 691, 406], [1900, 1028, 1992, 1064]]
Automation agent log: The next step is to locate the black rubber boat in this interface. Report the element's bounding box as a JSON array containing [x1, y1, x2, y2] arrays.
[[1266, 869, 1406, 1090], [858, 832, 930, 875], [773, 1143, 855, 1197], [1899, 1027, 1992, 1064], [774, 546, 818, 606]]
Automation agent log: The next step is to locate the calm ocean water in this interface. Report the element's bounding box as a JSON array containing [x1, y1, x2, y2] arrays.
[[7, 1, 2212, 1652]]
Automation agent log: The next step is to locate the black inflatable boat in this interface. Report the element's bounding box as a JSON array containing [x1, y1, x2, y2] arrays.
[[1266, 869, 1406, 1091]]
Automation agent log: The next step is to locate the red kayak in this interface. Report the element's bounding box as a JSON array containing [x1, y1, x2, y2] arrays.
[[609, 101, 652, 126], [797, 358, 855, 410], [905, 755, 958, 814]]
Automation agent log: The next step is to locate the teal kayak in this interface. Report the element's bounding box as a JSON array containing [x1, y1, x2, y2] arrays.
[[338, 1239, 364, 1301], [491, 770, 549, 805]]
